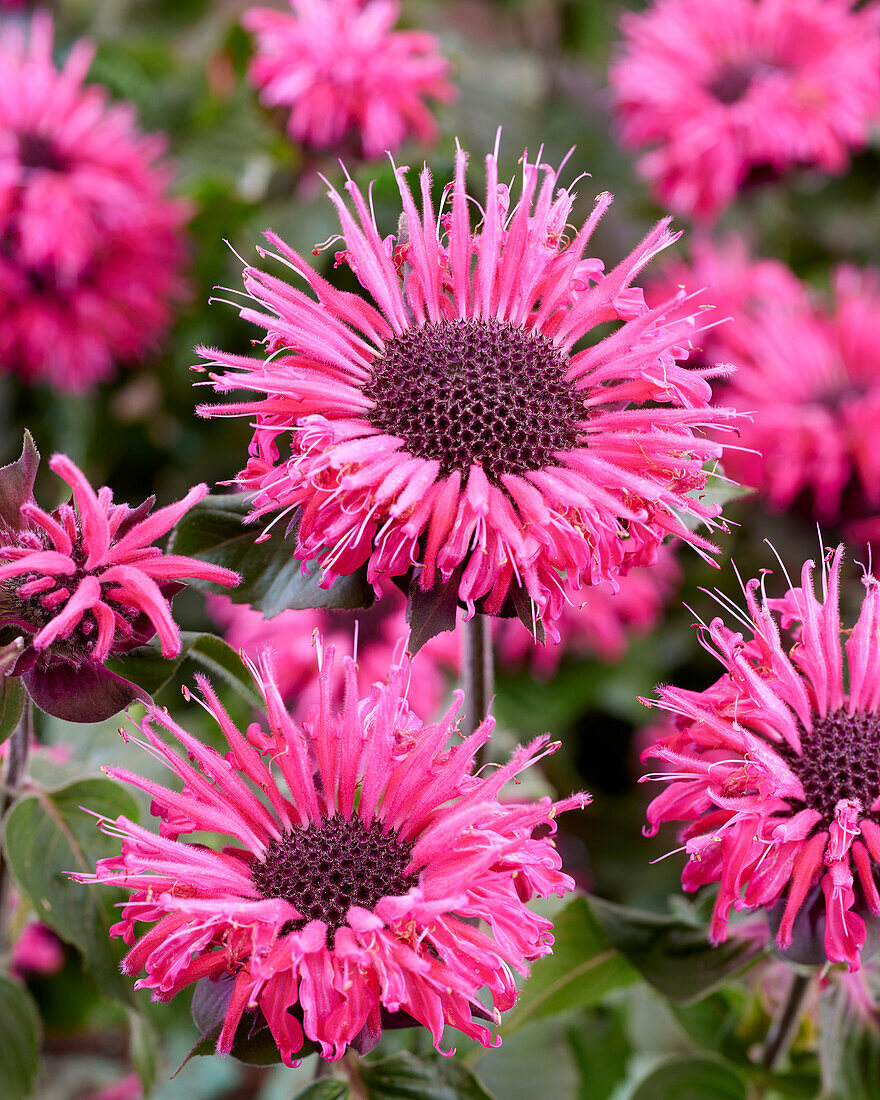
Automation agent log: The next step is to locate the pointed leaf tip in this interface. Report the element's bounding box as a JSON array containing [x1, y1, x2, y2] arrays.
[[0, 431, 40, 531]]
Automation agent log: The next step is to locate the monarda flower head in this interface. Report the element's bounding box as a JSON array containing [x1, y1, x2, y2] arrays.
[[0, 437, 239, 721], [610, 0, 880, 220], [198, 140, 736, 640], [0, 14, 187, 390], [641, 545, 880, 971], [243, 0, 453, 160], [75, 648, 588, 1063]]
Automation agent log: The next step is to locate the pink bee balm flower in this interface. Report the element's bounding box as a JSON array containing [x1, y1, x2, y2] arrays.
[[208, 587, 455, 719], [198, 142, 736, 639], [0, 15, 187, 391], [0, 438, 239, 721], [610, 0, 880, 220], [243, 0, 453, 160], [494, 543, 682, 676], [720, 265, 880, 523], [75, 649, 588, 1063], [641, 545, 880, 971]]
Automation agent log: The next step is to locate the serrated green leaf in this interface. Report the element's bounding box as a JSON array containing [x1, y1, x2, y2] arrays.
[[4, 777, 139, 1005], [0, 974, 42, 1100], [168, 493, 373, 615], [630, 1056, 747, 1100], [292, 1082, 349, 1100], [358, 1052, 497, 1100], [589, 897, 765, 1004], [0, 677, 25, 745], [106, 631, 262, 709], [128, 1008, 160, 1097], [501, 897, 639, 1035]]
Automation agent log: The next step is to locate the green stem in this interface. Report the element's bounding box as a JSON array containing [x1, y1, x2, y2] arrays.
[[462, 614, 493, 739], [0, 697, 32, 952], [760, 969, 813, 1072]]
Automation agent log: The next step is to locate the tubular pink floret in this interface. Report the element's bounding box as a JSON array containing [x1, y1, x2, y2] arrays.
[[77, 645, 588, 1062]]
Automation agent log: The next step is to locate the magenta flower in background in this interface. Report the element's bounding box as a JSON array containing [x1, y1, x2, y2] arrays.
[[494, 543, 682, 677], [641, 545, 880, 971], [719, 265, 880, 524], [198, 142, 736, 638], [0, 438, 239, 721], [76, 649, 587, 1063], [208, 587, 457, 719], [243, 0, 453, 160], [0, 14, 187, 391], [11, 921, 64, 979], [610, 0, 880, 220], [645, 234, 809, 369]]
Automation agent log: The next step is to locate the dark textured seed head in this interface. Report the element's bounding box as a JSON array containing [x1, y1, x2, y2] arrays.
[[17, 132, 68, 172], [250, 815, 417, 946], [363, 319, 582, 482], [781, 708, 880, 820]]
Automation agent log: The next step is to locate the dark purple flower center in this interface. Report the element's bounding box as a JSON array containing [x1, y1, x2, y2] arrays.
[[784, 708, 880, 820], [251, 815, 417, 944], [707, 61, 760, 104], [364, 319, 582, 482], [17, 132, 68, 173]]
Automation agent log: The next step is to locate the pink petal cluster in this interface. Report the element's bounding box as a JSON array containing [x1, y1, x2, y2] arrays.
[[494, 543, 682, 676], [716, 265, 880, 523], [198, 142, 736, 639], [207, 587, 456, 719], [243, 0, 453, 160], [76, 650, 588, 1063], [641, 546, 880, 971], [610, 0, 880, 220], [11, 921, 64, 979], [0, 15, 187, 391], [0, 449, 238, 720]]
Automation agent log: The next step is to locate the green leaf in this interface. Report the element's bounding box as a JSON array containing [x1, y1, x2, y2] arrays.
[[358, 1052, 497, 1100], [567, 1007, 630, 1100], [0, 677, 25, 745], [0, 431, 39, 530], [406, 568, 461, 655], [292, 1082, 349, 1100], [0, 974, 42, 1100], [501, 897, 639, 1035], [629, 1056, 747, 1100], [107, 631, 262, 709], [4, 777, 140, 1005], [167, 492, 373, 615], [589, 897, 765, 1004], [128, 1008, 160, 1096]]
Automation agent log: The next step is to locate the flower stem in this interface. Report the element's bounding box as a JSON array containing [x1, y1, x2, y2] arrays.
[[760, 969, 813, 1072], [462, 614, 494, 739], [0, 697, 32, 952]]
